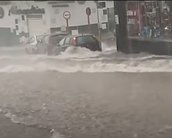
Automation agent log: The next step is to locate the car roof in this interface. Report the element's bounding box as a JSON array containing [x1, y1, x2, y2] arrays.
[[66, 34, 95, 38], [50, 31, 68, 36]]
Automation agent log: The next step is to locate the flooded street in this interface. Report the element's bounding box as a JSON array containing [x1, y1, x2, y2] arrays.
[[2, 45, 172, 73], [1, 45, 172, 138], [0, 113, 51, 138], [1, 71, 172, 138], [1, 1, 172, 138]]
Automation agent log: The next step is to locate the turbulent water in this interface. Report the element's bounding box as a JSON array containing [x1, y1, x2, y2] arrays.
[[1, 45, 172, 73], [2, 45, 172, 138]]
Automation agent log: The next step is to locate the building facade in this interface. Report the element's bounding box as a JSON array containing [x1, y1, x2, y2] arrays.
[[0, 1, 114, 46]]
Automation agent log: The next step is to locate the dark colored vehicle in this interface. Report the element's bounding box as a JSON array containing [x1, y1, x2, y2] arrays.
[[55, 34, 102, 54], [25, 32, 68, 55], [44, 32, 68, 55]]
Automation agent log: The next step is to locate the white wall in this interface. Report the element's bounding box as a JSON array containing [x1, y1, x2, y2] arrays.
[[48, 1, 99, 28], [12, 1, 51, 34], [0, 5, 15, 29], [48, 1, 114, 28], [0, 1, 114, 35], [105, 1, 114, 8]]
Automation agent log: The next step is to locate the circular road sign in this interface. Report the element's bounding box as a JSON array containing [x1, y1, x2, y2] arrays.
[[86, 7, 91, 16], [63, 11, 71, 20]]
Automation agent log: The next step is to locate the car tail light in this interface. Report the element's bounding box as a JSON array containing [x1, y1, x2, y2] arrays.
[[72, 37, 77, 46]]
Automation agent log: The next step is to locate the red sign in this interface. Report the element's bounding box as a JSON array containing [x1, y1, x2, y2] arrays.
[[86, 7, 91, 16], [63, 11, 71, 19]]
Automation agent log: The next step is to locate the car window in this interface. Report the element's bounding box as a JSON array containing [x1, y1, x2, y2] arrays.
[[77, 36, 98, 45], [64, 37, 70, 45], [59, 38, 65, 46], [49, 35, 66, 45], [49, 36, 59, 45]]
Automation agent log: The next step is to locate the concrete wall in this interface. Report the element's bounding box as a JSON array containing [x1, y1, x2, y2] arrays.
[[0, 1, 114, 46], [47, 1, 114, 29], [9, 1, 114, 33], [0, 5, 15, 29], [48, 1, 98, 28]]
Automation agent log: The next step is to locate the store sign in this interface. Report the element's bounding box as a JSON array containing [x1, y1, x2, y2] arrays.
[[0, 7, 4, 18], [16, 6, 45, 14], [77, 1, 86, 4]]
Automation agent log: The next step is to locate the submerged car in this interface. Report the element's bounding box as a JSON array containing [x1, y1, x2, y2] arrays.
[[54, 34, 102, 55], [44, 32, 69, 55], [25, 32, 68, 55]]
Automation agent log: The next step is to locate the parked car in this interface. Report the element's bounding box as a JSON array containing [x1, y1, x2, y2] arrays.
[[24, 32, 68, 55], [44, 32, 69, 55], [55, 34, 102, 55]]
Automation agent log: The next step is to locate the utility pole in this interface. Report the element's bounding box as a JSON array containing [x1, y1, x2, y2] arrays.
[[114, 1, 128, 52], [96, 2, 102, 44]]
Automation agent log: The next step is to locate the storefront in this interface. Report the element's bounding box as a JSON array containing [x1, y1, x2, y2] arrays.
[[115, 1, 172, 55], [127, 1, 162, 38]]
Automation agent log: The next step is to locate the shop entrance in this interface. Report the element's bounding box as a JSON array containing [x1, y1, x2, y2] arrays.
[[115, 1, 172, 55]]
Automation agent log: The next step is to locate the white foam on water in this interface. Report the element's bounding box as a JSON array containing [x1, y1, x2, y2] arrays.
[[0, 60, 170, 73], [57, 47, 101, 59], [4, 111, 24, 124], [1, 46, 172, 73], [101, 42, 116, 52]]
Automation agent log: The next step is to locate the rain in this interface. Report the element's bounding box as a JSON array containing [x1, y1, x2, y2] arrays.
[[0, 1, 172, 138]]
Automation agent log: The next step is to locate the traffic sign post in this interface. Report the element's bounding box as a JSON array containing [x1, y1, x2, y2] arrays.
[[114, 1, 128, 52], [63, 11, 71, 33], [86, 7, 91, 33]]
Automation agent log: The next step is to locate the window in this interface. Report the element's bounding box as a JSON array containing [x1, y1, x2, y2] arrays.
[[126, 1, 163, 38], [59, 38, 65, 46], [103, 9, 107, 15], [77, 36, 97, 45], [21, 15, 25, 21], [98, 2, 106, 8], [15, 25, 18, 30], [49, 35, 66, 45], [64, 37, 70, 45], [15, 19, 18, 24]]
